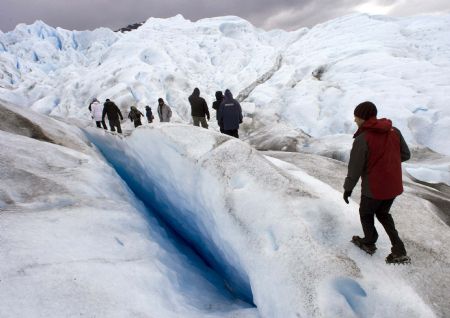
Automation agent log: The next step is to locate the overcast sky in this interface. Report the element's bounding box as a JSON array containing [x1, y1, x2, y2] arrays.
[[1, 0, 449, 32]]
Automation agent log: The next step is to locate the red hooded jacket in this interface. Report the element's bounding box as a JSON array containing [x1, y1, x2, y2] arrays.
[[344, 117, 411, 200]]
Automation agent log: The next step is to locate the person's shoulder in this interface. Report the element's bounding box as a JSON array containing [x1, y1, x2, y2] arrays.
[[391, 127, 406, 140], [353, 131, 367, 143]]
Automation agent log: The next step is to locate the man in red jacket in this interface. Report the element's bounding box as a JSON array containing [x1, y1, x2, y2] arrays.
[[344, 101, 411, 264]]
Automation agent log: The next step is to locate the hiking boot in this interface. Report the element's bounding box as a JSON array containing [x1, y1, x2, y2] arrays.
[[351, 236, 377, 255], [385, 253, 411, 265]]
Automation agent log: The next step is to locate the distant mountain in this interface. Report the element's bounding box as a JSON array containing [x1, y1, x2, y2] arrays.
[[115, 21, 145, 33]]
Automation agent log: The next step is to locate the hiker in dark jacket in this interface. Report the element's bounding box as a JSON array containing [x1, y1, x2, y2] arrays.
[[218, 89, 243, 138], [188, 88, 210, 129], [145, 105, 154, 123], [344, 101, 411, 264], [128, 106, 144, 128], [212, 91, 224, 133], [102, 99, 124, 133]]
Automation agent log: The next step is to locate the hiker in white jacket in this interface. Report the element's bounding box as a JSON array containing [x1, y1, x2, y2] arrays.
[[157, 98, 172, 122], [90, 98, 107, 129]]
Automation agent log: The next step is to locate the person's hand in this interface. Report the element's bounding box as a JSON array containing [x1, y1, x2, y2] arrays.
[[343, 191, 352, 204]]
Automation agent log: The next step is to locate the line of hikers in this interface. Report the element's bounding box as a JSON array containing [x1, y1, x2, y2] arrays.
[[89, 97, 172, 133], [89, 88, 243, 137]]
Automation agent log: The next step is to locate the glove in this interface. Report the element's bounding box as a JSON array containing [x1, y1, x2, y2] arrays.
[[343, 191, 352, 204]]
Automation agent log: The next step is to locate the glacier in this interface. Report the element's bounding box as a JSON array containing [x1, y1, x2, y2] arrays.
[[0, 101, 258, 318], [1, 14, 449, 156], [1, 12, 450, 318]]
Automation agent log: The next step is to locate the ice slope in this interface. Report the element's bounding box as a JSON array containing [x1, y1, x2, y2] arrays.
[[0, 21, 118, 114], [86, 124, 448, 317], [1, 14, 449, 154], [0, 101, 258, 318], [0, 15, 284, 122], [248, 14, 450, 150], [263, 151, 450, 316], [1, 12, 450, 317]]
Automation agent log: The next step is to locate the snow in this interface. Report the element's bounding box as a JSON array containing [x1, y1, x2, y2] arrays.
[[263, 151, 450, 316], [85, 125, 447, 317], [403, 145, 450, 186], [0, 104, 257, 318], [1, 13, 448, 160], [406, 164, 450, 186], [1, 12, 450, 318], [2, 14, 448, 154]]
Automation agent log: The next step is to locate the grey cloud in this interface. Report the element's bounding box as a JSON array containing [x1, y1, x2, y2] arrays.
[[0, 0, 449, 32], [374, 0, 398, 5], [388, 0, 450, 16], [252, 0, 360, 30]]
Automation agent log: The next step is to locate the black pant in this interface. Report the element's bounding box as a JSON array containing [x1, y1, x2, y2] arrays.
[[224, 129, 239, 138], [96, 120, 107, 129], [109, 119, 122, 134], [359, 196, 406, 255]]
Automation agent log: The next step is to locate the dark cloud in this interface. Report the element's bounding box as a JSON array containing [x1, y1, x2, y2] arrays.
[[0, 0, 449, 32]]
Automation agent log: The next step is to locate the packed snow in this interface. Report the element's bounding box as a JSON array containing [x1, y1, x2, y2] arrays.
[[1, 12, 450, 318], [85, 124, 450, 317], [0, 101, 258, 318]]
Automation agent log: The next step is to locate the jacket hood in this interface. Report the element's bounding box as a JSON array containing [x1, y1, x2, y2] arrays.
[[354, 117, 393, 138], [192, 88, 200, 97], [224, 89, 233, 100]]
